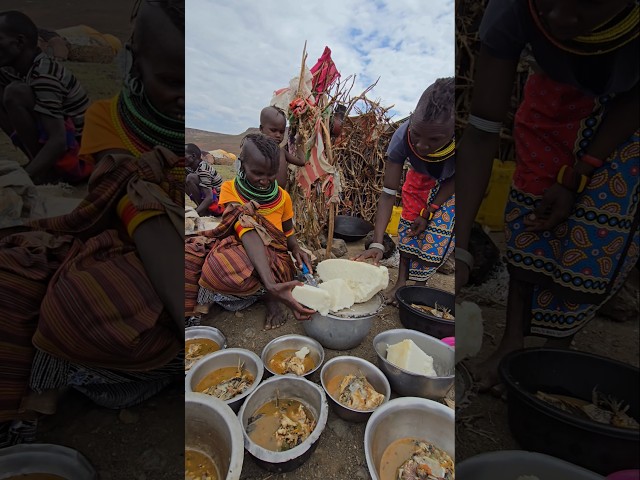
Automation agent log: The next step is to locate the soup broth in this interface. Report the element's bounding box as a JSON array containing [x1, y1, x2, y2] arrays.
[[247, 398, 316, 452], [268, 349, 315, 375], [185, 338, 220, 371], [379, 437, 454, 480], [195, 365, 254, 401], [185, 449, 219, 480]]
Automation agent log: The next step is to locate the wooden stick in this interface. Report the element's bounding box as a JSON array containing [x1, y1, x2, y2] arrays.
[[296, 41, 308, 97]]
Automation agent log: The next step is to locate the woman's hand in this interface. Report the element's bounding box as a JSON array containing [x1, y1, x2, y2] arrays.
[[524, 183, 576, 232], [266, 280, 316, 320], [290, 246, 313, 274], [407, 215, 428, 237], [352, 247, 383, 265]]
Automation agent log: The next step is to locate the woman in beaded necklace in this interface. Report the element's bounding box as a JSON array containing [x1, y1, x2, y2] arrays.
[[185, 133, 315, 330], [78, 0, 184, 163], [456, 0, 639, 391], [355, 78, 456, 305]]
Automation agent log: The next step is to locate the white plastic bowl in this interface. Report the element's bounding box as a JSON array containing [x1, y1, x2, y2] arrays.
[[456, 450, 605, 479]]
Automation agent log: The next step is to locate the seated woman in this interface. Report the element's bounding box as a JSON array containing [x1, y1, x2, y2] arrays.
[[0, 0, 184, 447], [186, 133, 315, 330]]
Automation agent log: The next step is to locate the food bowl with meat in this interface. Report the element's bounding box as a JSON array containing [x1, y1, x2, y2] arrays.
[[396, 286, 455, 339], [373, 329, 455, 400], [185, 326, 227, 373], [260, 334, 324, 379], [320, 355, 391, 423], [364, 397, 455, 480], [185, 392, 244, 480], [500, 347, 639, 475], [0, 444, 96, 480], [185, 348, 264, 413], [237, 375, 329, 473]]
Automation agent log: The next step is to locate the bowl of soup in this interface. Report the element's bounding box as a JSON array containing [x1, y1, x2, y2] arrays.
[[320, 355, 390, 423], [260, 334, 324, 378], [185, 326, 227, 372], [237, 375, 329, 473], [364, 397, 455, 480], [0, 444, 96, 479], [185, 392, 244, 480], [185, 348, 264, 413]]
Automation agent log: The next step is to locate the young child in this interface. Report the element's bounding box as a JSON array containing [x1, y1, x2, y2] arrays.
[[355, 78, 456, 304], [185, 142, 223, 216], [0, 11, 91, 184], [259, 105, 305, 189], [187, 133, 315, 330]]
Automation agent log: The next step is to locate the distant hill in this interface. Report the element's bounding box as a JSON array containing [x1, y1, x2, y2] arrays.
[[185, 127, 260, 157]]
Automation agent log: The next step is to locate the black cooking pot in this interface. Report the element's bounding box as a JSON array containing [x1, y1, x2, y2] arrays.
[[332, 215, 374, 242], [395, 286, 455, 339], [499, 347, 639, 475]]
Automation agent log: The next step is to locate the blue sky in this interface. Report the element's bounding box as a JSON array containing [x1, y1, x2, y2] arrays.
[[186, 0, 454, 134]]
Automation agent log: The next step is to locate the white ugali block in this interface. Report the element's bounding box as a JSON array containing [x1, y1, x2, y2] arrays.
[[292, 285, 332, 316], [318, 278, 356, 312], [316, 259, 389, 303]]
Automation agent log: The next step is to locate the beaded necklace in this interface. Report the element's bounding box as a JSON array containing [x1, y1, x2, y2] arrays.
[[407, 127, 455, 163], [110, 87, 184, 157], [235, 174, 280, 205], [529, 0, 639, 55]]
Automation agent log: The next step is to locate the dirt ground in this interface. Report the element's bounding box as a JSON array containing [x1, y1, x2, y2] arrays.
[[197, 240, 455, 480], [455, 233, 640, 464]]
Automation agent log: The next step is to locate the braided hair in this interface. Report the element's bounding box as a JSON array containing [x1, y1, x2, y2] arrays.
[[241, 133, 280, 172], [416, 77, 455, 122]]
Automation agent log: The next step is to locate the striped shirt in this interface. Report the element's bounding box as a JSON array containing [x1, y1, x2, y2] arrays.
[[0, 51, 89, 135], [187, 161, 223, 192]]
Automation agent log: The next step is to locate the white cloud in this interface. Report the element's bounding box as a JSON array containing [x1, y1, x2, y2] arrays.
[[187, 0, 454, 134]]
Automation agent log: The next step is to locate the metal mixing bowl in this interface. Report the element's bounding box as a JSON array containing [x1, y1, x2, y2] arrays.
[[320, 355, 390, 423], [0, 444, 96, 479], [185, 326, 227, 372], [185, 392, 244, 480], [260, 334, 324, 378], [237, 375, 329, 473], [185, 348, 264, 413], [364, 397, 455, 480], [373, 329, 455, 400], [301, 293, 383, 350]]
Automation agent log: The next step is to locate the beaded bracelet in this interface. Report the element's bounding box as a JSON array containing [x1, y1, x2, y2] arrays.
[[557, 165, 589, 194], [117, 195, 163, 238]]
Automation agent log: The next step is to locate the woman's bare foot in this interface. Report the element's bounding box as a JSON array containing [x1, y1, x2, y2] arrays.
[[384, 284, 402, 306], [264, 299, 288, 330]]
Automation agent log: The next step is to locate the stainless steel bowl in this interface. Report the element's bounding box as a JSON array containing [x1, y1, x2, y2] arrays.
[[237, 375, 329, 473], [260, 334, 324, 378], [185, 392, 244, 480], [185, 348, 264, 413], [185, 326, 227, 372], [301, 293, 383, 350], [364, 397, 455, 480], [320, 355, 390, 423], [0, 444, 96, 479], [373, 329, 455, 400]]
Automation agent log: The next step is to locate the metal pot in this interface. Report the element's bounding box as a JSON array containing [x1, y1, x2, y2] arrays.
[[237, 375, 329, 473], [396, 286, 455, 339], [260, 334, 324, 378], [320, 355, 390, 423], [332, 215, 374, 242], [185, 392, 244, 480], [301, 293, 383, 350], [0, 444, 96, 479], [373, 329, 455, 400]]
